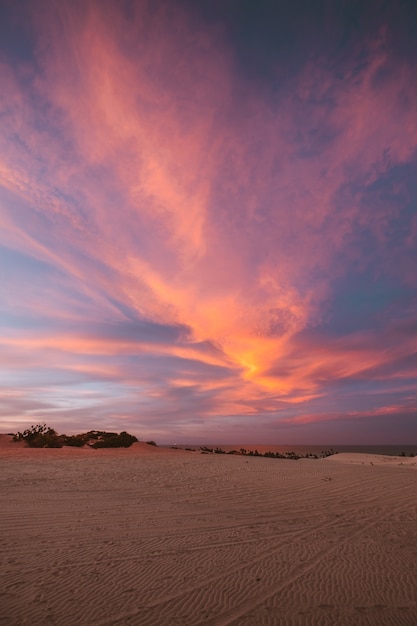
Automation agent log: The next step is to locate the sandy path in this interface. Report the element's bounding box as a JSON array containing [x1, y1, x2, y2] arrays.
[[1, 442, 416, 625]]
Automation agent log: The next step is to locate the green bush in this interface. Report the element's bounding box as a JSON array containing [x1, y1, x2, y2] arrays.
[[91, 431, 138, 448], [13, 424, 63, 448], [62, 434, 86, 447], [13, 425, 138, 449]]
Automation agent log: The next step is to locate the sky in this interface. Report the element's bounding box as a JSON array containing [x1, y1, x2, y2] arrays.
[[1, 0, 417, 444]]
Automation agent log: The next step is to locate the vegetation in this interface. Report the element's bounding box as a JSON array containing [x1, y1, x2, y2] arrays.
[[199, 446, 339, 460], [13, 424, 138, 449], [90, 431, 138, 448], [61, 434, 86, 447], [13, 424, 63, 448]]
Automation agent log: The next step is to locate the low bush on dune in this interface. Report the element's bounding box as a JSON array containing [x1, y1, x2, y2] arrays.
[[13, 424, 63, 448], [90, 431, 138, 448], [62, 434, 86, 447], [13, 425, 138, 449]]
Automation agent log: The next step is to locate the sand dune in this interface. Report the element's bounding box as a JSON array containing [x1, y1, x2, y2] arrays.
[[1, 436, 416, 625], [326, 452, 417, 468]]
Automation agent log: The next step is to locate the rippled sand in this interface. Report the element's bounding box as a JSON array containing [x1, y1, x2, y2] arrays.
[[1, 436, 416, 625]]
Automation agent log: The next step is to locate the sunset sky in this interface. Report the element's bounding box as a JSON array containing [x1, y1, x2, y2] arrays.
[[1, 0, 417, 443]]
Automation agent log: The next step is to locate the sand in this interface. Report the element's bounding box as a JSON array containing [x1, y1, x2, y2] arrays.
[[1, 436, 416, 625]]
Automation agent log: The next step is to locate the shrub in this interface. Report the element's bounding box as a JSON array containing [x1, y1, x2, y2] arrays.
[[13, 424, 63, 448], [13, 425, 138, 449], [91, 431, 138, 448], [62, 434, 86, 447], [146, 440, 157, 446]]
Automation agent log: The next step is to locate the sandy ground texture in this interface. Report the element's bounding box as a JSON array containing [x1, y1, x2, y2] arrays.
[[1, 436, 416, 625]]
